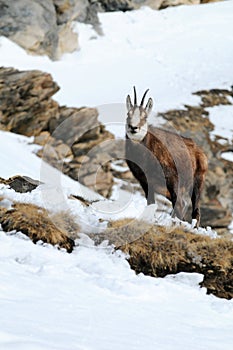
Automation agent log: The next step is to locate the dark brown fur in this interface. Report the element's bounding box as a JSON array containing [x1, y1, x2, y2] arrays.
[[126, 125, 208, 227]]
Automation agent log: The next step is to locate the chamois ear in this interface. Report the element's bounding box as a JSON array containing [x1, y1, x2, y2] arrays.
[[145, 97, 153, 116], [126, 95, 133, 112]]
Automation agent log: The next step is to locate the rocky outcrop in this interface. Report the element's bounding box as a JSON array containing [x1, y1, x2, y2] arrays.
[[0, 0, 79, 59], [54, 0, 100, 28], [0, 68, 60, 135], [159, 0, 199, 9], [0, 67, 114, 197], [96, 0, 223, 12], [0, 0, 225, 59], [0, 175, 40, 193], [0, 0, 103, 59]]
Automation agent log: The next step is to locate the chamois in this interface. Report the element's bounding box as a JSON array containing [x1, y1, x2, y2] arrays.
[[125, 87, 208, 228]]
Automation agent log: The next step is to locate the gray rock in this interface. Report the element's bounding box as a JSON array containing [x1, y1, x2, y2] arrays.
[[53, 0, 101, 31], [0, 67, 60, 136], [50, 107, 100, 145], [0, 175, 41, 193], [160, 0, 200, 9], [53, 0, 90, 24], [0, 67, 114, 197], [0, 0, 59, 59], [56, 21, 79, 58]]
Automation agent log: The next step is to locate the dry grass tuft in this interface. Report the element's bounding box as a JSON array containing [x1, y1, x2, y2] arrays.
[[91, 219, 233, 299], [50, 210, 80, 239], [0, 203, 75, 252], [89, 218, 152, 246]]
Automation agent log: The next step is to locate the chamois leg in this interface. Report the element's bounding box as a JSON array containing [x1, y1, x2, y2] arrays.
[[173, 196, 185, 221], [147, 186, 155, 205], [191, 174, 205, 228], [169, 188, 185, 221], [140, 181, 154, 205]]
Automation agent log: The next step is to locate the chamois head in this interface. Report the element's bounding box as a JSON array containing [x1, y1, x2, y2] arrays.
[[126, 86, 153, 141]]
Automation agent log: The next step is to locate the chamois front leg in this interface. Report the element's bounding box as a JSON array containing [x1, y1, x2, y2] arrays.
[[140, 180, 155, 205], [147, 184, 155, 205], [192, 152, 208, 228], [191, 174, 205, 228]]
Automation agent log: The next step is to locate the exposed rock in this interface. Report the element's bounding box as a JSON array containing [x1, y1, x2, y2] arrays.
[[97, 0, 224, 12], [0, 0, 59, 59], [97, 0, 220, 12], [53, 0, 100, 29], [53, 0, 90, 24], [98, 0, 134, 11], [0, 0, 225, 59], [34, 131, 51, 146], [0, 203, 75, 252], [97, 1, 164, 11], [49, 106, 100, 144], [0, 67, 115, 197], [0, 0, 80, 59], [56, 21, 79, 58], [200, 205, 233, 229], [0, 175, 40, 193], [160, 0, 200, 9], [201, 0, 224, 3], [194, 88, 233, 108], [0, 67, 60, 135], [37, 135, 73, 166]]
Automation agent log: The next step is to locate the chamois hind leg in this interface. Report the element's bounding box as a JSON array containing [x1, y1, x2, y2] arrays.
[[173, 195, 186, 221], [191, 174, 205, 228], [168, 185, 185, 221]]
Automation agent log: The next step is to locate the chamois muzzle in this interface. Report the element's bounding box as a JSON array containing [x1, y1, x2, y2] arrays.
[[130, 126, 138, 133]]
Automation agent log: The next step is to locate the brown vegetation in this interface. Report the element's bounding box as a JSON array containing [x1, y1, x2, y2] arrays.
[[92, 219, 233, 299], [0, 203, 75, 252]]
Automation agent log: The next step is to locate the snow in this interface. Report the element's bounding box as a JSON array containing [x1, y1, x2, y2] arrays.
[[0, 131, 100, 202], [221, 151, 233, 162], [205, 104, 233, 162], [0, 1, 233, 349], [207, 105, 233, 144], [1, 231, 233, 350]]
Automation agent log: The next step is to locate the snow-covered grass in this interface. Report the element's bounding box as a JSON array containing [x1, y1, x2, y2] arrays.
[[0, 1, 233, 349]]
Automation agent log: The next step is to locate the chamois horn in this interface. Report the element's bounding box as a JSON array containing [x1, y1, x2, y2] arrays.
[[133, 86, 137, 106], [140, 89, 149, 107]]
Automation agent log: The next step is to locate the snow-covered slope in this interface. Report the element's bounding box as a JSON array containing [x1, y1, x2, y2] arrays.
[[1, 129, 233, 350], [0, 1, 233, 112], [0, 1, 233, 349], [1, 230, 233, 350]]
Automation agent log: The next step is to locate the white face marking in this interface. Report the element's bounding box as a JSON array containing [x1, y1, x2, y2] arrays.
[[126, 89, 153, 142], [130, 108, 140, 127], [126, 123, 148, 142]]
